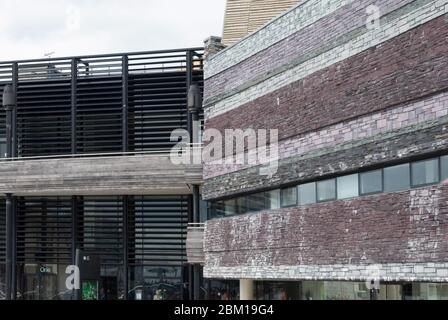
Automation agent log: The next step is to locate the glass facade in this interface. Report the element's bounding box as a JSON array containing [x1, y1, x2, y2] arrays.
[[441, 155, 448, 181], [412, 159, 439, 186], [317, 179, 336, 202], [280, 187, 297, 207], [252, 281, 448, 300], [384, 163, 410, 192], [209, 155, 448, 219], [337, 174, 359, 199], [360, 169, 382, 195], [298, 182, 316, 205]]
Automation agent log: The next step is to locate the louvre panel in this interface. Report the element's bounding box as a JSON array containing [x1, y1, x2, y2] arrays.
[[0, 199, 5, 264], [76, 76, 123, 153], [129, 196, 188, 267], [77, 196, 123, 266], [127, 52, 203, 151], [16, 78, 72, 157], [0, 49, 203, 157], [16, 197, 72, 264]]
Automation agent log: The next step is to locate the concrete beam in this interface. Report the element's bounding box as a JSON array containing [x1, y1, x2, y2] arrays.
[[0, 154, 202, 196]]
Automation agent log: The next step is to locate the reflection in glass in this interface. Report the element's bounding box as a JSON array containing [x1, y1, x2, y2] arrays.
[[360, 170, 382, 195], [317, 179, 336, 202], [337, 174, 359, 199], [412, 158, 439, 186], [441, 155, 448, 181], [298, 182, 316, 205], [384, 163, 410, 192], [281, 187, 297, 207]]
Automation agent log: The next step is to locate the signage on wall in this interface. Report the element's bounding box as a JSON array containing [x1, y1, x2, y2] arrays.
[[39, 266, 52, 274]]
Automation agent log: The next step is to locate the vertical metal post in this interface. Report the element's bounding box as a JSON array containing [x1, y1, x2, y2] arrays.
[[71, 59, 77, 154], [186, 50, 193, 133], [5, 194, 12, 300], [71, 196, 79, 300], [71, 196, 78, 264], [12, 63, 18, 158], [122, 56, 129, 152], [11, 197, 16, 299], [122, 196, 129, 300], [3, 82, 16, 300], [187, 59, 203, 300]]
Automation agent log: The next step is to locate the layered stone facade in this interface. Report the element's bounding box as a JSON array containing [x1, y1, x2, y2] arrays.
[[204, 183, 448, 280], [202, 0, 448, 282]]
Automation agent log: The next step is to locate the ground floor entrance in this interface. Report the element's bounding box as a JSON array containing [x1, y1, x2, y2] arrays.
[[206, 279, 448, 300]]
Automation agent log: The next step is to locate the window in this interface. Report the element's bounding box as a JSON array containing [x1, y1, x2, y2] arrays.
[[384, 163, 410, 192], [360, 170, 382, 195], [223, 199, 237, 216], [235, 197, 247, 214], [298, 182, 316, 205], [267, 189, 281, 209], [317, 179, 336, 202], [442, 155, 448, 181], [337, 174, 359, 199], [210, 201, 225, 218], [412, 158, 439, 187], [247, 192, 267, 212], [281, 187, 297, 207]]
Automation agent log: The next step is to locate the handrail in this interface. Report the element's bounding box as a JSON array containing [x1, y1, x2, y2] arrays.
[[0, 47, 204, 65], [0, 144, 203, 162]]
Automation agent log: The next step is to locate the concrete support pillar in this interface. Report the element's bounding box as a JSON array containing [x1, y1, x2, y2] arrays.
[[240, 279, 255, 300]]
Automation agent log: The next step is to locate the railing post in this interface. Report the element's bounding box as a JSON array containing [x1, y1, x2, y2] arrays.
[[122, 195, 129, 300], [122, 56, 129, 152], [12, 62, 18, 158], [71, 58, 77, 154]]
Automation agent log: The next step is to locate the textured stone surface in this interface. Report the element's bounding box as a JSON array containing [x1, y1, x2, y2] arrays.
[[203, 184, 448, 281], [204, 91, 448, 180], [0, 154, 202, 196], [205, 2, 448, 118], [206, 14, 448, 136], [203, 117, 448, 200], [204, 263, 448, 282], [205, 0, 415, 103], [205, 0, 352, 79]]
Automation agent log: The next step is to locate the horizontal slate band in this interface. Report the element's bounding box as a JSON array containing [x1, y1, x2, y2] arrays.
[[202, 116, 448, 200]]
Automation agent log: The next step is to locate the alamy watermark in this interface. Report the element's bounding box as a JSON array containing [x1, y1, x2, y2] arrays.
[[170, 122, 279, 177]]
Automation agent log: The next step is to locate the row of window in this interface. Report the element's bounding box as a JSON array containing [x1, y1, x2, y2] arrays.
[[209, 155, 448, 219]]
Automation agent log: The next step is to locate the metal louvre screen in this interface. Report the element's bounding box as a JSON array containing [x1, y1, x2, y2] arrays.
[[129, 196, 188, 267], [16, 72, 72, 157], [77, 196, 123, 266], [0, 49, 204, 157], [127, 51, 202, 151], [76, 57, 123, 154], [16, 197, 72, 264]]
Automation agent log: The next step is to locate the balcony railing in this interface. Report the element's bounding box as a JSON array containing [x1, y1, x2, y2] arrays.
[[186, 223, 205, 265]]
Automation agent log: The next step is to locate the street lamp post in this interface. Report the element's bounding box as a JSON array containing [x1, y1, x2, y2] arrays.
[[2, 84, 16, 300]]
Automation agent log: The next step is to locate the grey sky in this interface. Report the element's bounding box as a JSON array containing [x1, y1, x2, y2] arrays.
[[0, 0, 227, 61]]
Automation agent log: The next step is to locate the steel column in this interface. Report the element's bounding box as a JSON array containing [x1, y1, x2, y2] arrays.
[[5, 194, 12, 300], [122, 56, 129, 152], [71, 59, 77, 154], [122, 195, 129, 300], [71, 195, 80, 300], [11, 62, 18, 158]]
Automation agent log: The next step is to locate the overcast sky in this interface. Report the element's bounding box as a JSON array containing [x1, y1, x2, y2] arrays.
[[0, 0, 227, 61]]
